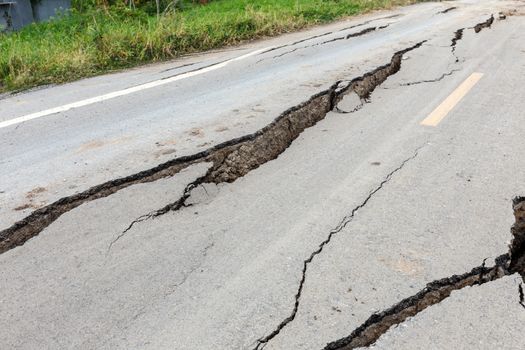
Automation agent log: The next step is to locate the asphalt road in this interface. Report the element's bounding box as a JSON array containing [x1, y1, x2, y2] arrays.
[[1, 0, 525, 349]]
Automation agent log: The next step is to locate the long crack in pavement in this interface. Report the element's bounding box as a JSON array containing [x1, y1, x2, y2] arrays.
[[0, 41, 427, 255], [0, 7, 523, 350], [253, 148, 423, 350], [399, 68, 461, 86], [256, 14, 402, 60], [105, 171, 210, 255], [473, 14, 494, 33], [323, 197, 525, 350], [108, 41, 427, 250], [258, 25, 390, 63], [400, 15, 503, 86], [251, 40, 432, 349], [0, 7, 521, 350], [519, 283, 525, 309], [5, 15, 502, 255], [254, 17, 512, 348], [451, 28, 464, 63]]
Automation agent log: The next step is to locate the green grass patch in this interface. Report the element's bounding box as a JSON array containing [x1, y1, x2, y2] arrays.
[[0, 0, 420, 92]]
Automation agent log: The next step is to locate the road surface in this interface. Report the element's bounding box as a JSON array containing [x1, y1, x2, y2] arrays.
[[1, 0, 525, 349]]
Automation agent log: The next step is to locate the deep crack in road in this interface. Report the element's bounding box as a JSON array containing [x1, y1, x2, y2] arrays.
[[1, 2, 524, 349]]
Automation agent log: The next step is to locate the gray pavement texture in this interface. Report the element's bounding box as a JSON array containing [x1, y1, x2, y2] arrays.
[[1, 0, 525, 349]]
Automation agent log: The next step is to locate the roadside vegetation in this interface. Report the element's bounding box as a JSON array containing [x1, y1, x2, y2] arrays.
[[0, 0, 419, 92]]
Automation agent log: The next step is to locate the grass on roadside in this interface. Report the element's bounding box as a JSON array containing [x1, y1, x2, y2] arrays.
[[0, 0, 419, 92]]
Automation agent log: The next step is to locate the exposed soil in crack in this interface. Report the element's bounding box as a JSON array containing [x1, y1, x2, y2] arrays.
[[473, 15, 494, 33], [253, 148, 423, 350], [323, 196, 525, 350], [323, 256, 510, 350], [250, 42, 427, 347], [114, 41, 426, 244], [519, 283, 525, 309], [450, 16, 502, 66], [509, 196, 525, 278], [335, 40, 424, 102], [0, 41, 425, 255], [0, 159, 201, 254], [451, 28, 464, 63]]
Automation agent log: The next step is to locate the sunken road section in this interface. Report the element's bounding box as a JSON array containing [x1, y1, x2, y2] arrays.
[[0, 41, 425, 254]]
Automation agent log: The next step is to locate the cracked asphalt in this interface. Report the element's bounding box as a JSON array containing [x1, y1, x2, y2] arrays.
[[1, 0, 525, 349]]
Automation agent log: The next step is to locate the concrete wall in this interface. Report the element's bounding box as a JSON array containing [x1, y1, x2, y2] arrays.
[[1, 0, 33, 31], [32, 0, 70, 22], [0, 0, 70, 31], [0, 3, 10, 31]]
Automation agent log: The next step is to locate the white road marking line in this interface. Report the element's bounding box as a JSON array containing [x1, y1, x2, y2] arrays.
[[421, 72, 484, 127], [0, 48, 268, 130]]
